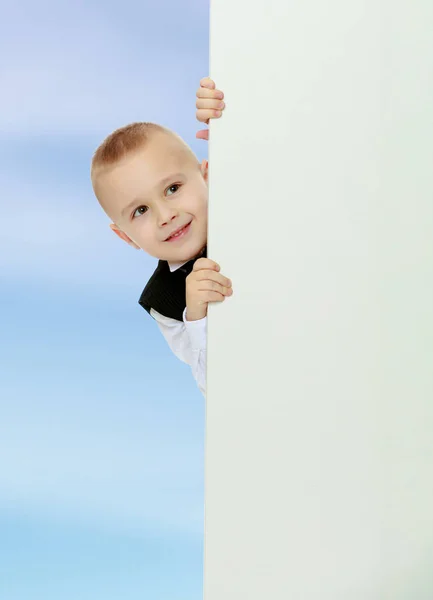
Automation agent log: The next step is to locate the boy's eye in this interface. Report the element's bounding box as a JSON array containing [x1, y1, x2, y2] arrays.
[[131, 184, 181, 218], [166, 183, 181, 195], [133, 206, 148, 218]]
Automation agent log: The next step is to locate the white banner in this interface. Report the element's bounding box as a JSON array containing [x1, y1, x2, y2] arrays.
[[205, 1, 433, 598]]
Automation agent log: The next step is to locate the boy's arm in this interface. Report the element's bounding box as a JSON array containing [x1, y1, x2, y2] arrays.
[[157, 258, 229, 396], [150, 308, 207, 397]]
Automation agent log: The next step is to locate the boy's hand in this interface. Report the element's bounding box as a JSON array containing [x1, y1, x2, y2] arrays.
[[186, 258, 233, 321], [196, 77, 225, 141]]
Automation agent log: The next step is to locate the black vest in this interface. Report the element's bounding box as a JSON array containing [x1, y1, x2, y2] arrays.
[[138, 247, 207, 322]]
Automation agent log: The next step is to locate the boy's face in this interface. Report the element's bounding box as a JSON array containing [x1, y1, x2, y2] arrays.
[[94, 132, 208, 263]]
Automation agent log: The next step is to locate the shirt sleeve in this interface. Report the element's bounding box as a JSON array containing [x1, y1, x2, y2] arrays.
[[150, 308, 207, 397]]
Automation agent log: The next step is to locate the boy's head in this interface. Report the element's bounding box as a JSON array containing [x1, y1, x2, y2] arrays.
[[91, 122, 208, 264]]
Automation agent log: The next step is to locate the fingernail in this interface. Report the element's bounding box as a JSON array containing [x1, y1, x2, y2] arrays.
[[215, 110, 222, 117]]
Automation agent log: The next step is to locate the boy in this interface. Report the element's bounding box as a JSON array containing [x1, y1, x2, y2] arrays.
[[90, 77, 231, 397]]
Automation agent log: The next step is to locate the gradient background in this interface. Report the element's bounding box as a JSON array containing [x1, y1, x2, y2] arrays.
[[0, 1, 209, 598]]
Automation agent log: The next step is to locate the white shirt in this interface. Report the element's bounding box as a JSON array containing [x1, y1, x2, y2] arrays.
[[149, 260, 207, 396]]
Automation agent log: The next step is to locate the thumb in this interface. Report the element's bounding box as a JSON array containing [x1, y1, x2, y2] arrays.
[[196, 129, 209, 140]]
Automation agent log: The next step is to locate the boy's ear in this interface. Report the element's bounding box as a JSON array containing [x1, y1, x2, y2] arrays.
[[200, 159, 209, 182], [109, 223, 140, 249]]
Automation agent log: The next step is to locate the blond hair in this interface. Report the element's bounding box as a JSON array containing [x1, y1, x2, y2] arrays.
[[91, 122, 197, 179]]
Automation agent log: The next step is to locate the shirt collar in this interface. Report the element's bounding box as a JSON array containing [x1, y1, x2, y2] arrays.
[[167, 260, 188, 272], [167, 246, 206, 272]]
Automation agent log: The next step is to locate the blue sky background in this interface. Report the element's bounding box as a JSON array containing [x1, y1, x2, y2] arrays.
[[0, 1, 209, 597]]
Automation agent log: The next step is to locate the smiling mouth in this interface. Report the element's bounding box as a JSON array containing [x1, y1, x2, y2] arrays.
[[165, 222, 192, 242]]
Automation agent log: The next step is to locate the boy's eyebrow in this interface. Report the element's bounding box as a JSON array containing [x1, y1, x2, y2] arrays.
[[120, 172, 184, 216]]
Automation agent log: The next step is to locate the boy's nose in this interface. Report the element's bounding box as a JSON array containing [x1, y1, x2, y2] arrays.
[[158, 211, 177, 228]]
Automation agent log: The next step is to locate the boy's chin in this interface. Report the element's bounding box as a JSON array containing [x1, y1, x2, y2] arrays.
[[162, 241, 206, 264]]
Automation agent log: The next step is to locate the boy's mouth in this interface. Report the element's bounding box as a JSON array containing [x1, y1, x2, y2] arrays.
[[165, 222, 192, 242]]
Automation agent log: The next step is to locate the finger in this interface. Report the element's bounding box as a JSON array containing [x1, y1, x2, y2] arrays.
[[195, 109, 222, 123], [199, 77, 216, 89], [196, 103, 223, 121], [195, 109, 210, 124], [196, 86, 224, 100], [192, 258, 220, 272], [199, 290, 226, 304], [195, 270, 232, 288], [196, 98, 225, 111], [199, 281, 232, 297], [196, 129, 209, 140], [199, 282, 232, 296]]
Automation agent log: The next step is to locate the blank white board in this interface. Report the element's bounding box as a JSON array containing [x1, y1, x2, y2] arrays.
[[205, 1, 433, 598]]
